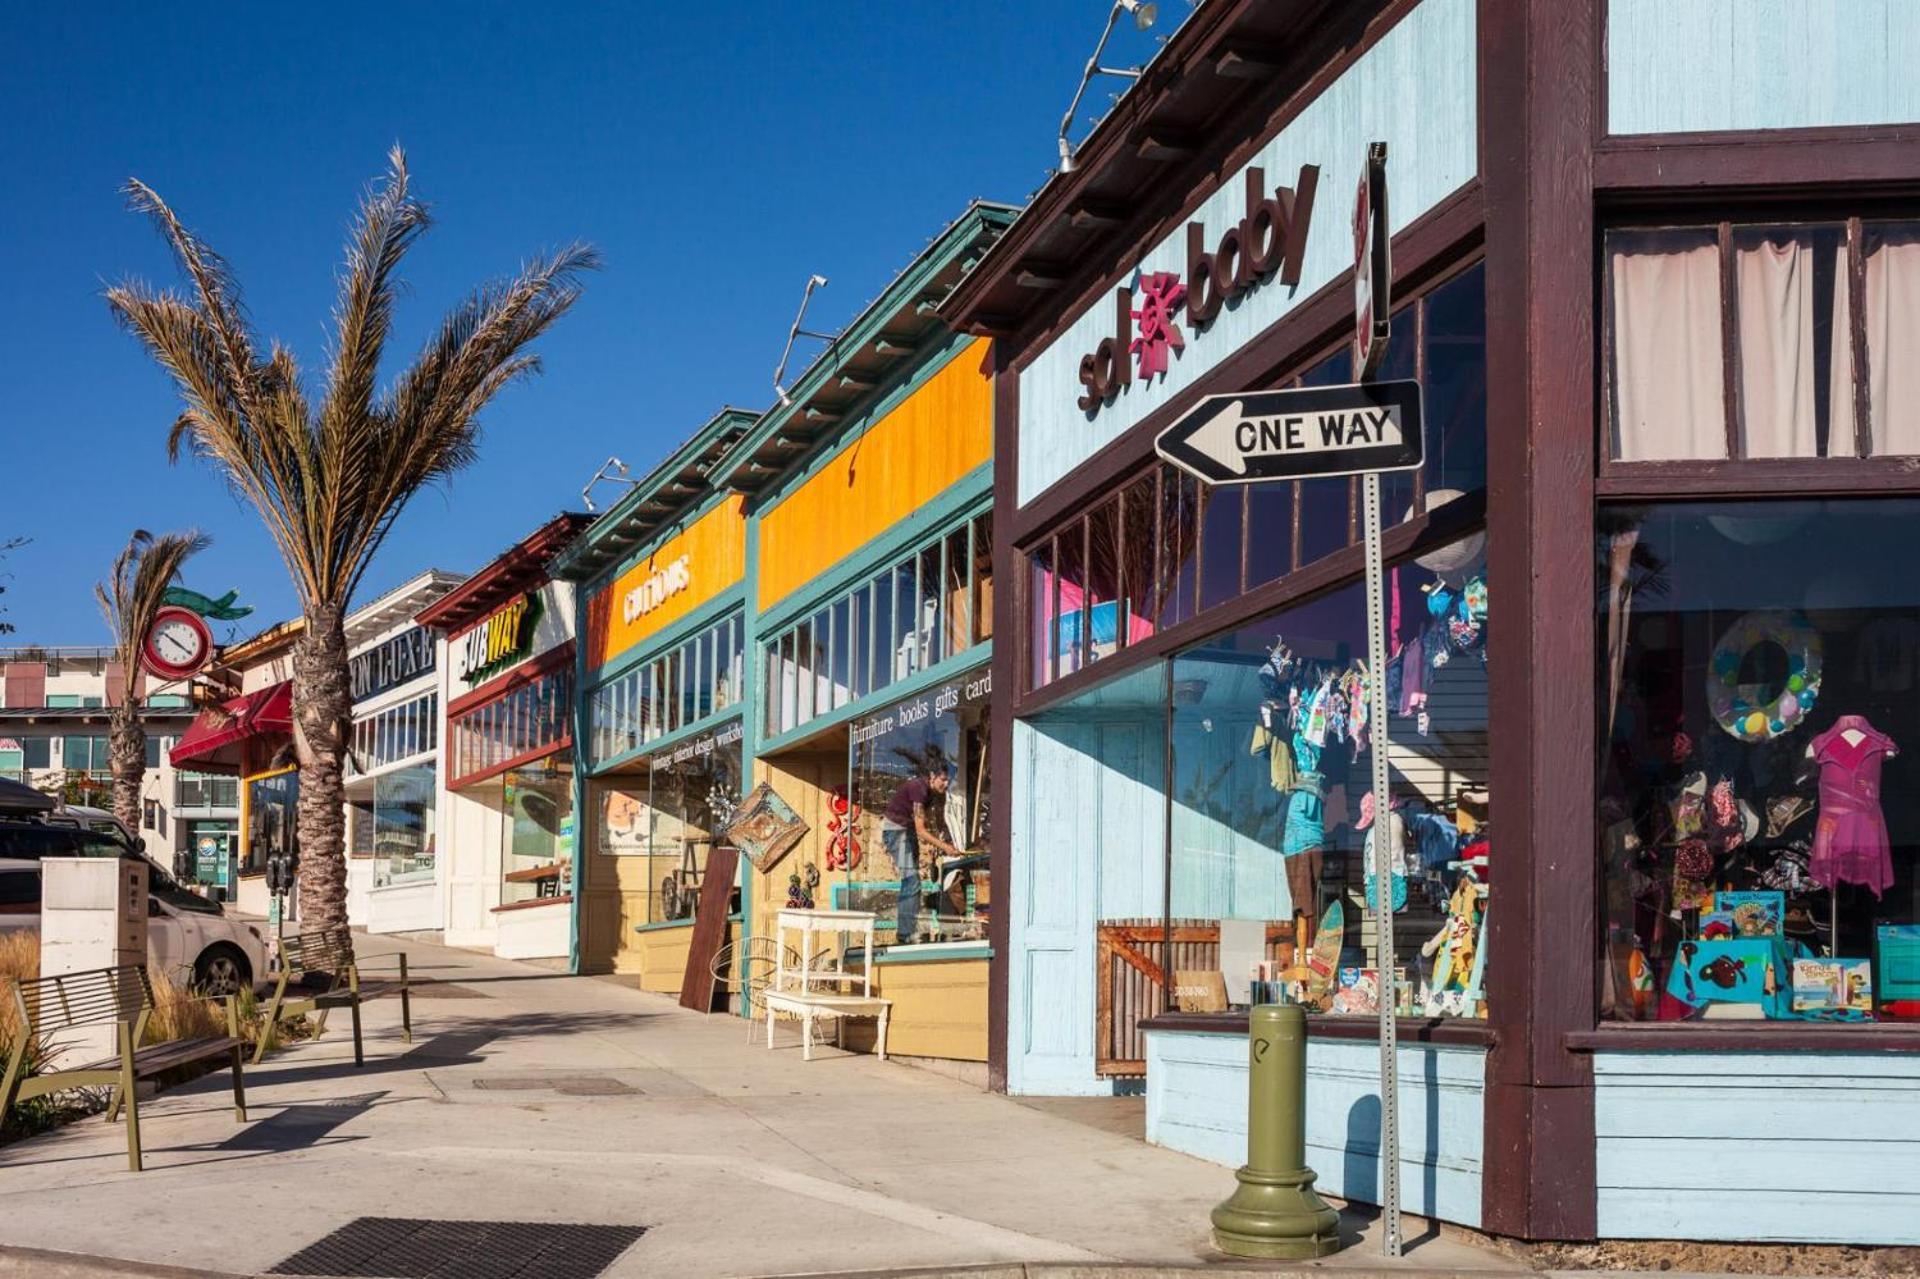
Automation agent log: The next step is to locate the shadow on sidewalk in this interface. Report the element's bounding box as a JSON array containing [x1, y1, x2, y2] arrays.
[[214, 1090, 386, 1152]]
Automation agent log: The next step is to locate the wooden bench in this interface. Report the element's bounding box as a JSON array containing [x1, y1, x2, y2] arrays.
[[255, 926, 412, 1067], [1, 964, 247, 1172]]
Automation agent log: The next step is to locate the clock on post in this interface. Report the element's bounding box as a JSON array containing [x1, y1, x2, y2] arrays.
[[142, 605, 214, 680]]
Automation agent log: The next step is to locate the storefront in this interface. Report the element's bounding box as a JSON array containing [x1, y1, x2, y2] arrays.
[[417, 515, 589, 962], [943, 0, 1920, 1248], [706, 201, 1011, 1067], [560, 409, 755, 989], [342, 571, 461, 934]]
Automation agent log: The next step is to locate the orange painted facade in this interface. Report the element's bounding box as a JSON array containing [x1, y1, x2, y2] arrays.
[[587, 494, 746, 670], [756, 337, 992, 613]]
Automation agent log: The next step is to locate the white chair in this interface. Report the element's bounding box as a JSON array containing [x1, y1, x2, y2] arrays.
[[761, 908, 892, 1061]]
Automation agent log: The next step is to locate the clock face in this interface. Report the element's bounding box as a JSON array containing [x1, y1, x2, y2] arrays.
[[143, 607, 213, 679]]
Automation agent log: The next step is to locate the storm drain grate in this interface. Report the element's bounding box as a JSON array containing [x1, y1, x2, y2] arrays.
[[472, 1075, 638, 1097], [270, 1217, 646, 1278]]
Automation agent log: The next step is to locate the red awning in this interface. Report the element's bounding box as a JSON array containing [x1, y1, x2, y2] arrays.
[[169, 682, 293, 773]]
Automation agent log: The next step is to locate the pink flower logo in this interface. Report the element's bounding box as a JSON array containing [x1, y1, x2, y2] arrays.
[[1130, 272, 1187, 381]]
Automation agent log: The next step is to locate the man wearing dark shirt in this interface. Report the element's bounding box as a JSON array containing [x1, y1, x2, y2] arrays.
[[880, 761, 960, 943]]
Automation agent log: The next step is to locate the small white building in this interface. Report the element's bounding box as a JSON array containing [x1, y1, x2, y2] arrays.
[[342, 570, 463, 936]]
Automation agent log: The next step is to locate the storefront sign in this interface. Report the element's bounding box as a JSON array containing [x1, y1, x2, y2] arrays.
[[1077, 165, 1319, 413], [849, 667, 992, 748], [648, 720, 745, 772], [622, 555, 691, 623], [349, 625, 435, 703], [1155, 381, 1423, 485], [460, 591, 544, 686]]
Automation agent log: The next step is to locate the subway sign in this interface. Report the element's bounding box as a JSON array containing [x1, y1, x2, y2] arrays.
[[459, 591, 545, 686]]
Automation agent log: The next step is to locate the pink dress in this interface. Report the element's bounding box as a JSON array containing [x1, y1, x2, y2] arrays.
[[1809, 717, 1897, 898]]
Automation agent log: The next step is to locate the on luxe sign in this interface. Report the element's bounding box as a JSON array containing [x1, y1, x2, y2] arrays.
[[1077, 165, 1319, 413]]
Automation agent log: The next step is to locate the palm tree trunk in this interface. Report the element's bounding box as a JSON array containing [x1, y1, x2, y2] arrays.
[[108, 704, 145, 837], [292, 602, 351, 929]]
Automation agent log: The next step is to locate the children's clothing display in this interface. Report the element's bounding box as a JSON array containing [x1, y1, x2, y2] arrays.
[[1808, 716, 1898, 898]]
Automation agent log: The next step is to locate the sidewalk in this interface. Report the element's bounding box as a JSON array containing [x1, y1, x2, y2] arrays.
[[0, 936, 1524, 1279]]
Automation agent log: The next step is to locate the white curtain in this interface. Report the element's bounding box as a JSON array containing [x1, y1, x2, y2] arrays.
[[1610, 232, 1726, 461], [1866, 226, 1920, 456], [1734, 232, 1853, 458]]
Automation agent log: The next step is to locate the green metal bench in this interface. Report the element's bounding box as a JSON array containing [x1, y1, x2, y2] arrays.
[[1, 964, 248, 1172], [255, 926, 412, 1067]]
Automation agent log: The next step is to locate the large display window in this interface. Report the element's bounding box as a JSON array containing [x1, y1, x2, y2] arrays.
[[1599, 499, 1920, 1024], [593, 721, 744, 924], [841, 669, 992, 947], [450, 664, 570, 784], [371, 764, 436, 887], [243, 769, 297, 877], [501, 759, 575, 906], [1165, 532, 1491, 1019]]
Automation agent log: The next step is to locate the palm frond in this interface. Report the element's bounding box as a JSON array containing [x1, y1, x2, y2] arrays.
[[96, 528, 211, 678]]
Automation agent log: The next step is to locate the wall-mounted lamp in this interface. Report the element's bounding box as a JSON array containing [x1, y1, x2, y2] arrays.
[[1055, 0, 1159, 174], [772, 274, 836, 408]]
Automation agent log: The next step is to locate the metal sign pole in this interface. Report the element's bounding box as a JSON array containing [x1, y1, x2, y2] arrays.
[[1362, 469, 1402, 1258]]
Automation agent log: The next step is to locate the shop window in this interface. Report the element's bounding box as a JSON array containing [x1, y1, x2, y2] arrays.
[[888, 560, 918, 682], [592, 722, 743, 923], [1246, 480, 1297, 590], [1198, 485, 1245, 615], [811, 607, 833, 715], [502, 762, 574, 905], [1158, 469, 1201, 632], [1166, 531, 1491, 1019], [372, 763, 435, 887], [831, 596, 853, 711], [1054, 520, 1089, 679], [845, 670, 991, 947], [13, 736, 50, 771], [1599, 499, 1920, 1025], [244, 770, 297, 877], [1084, 498, 1125, 666], [970, 510, 995, 645], [450, 667, 569, 786], [1297, 347, 1357, 566], [1607, 219, 1920, 462]]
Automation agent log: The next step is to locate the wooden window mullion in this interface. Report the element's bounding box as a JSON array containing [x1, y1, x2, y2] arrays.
[[1719, 220, 1743, 461], [1850, 216, 1873, 458]]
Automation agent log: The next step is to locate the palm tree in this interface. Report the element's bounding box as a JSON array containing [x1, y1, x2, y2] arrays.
[[107, 149, 597, 928], [96, 529, 210, 838]]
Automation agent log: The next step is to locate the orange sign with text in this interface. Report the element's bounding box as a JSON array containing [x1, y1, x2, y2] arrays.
[[588, 494, 746, 670]]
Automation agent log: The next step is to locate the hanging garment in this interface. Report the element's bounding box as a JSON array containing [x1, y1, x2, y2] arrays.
[[1397, 632, 1427, 717], [1809, 716, 1898, 897], [1301, 678, 1333, 748], [1248, 723, 1297, 794], [1283, 733, 1324, 857]]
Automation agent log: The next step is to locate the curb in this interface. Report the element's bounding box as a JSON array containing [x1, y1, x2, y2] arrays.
[[756, 1265, 1533, 1279], [0, 1245, 251, 1279]]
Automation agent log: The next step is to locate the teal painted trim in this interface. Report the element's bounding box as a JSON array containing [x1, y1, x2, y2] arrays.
[[865, 944, 993, 967], [567, 581, 589, 976], [755, 647, 992, 758], [585, 589, 745, 684], [711, 204, 1017, 493], [754, 328, 981, 512], [756, 466, 992, 635], [733, 510, 763, 1019], [631, 912, 741, 935], [586, 708, 745, 778], [553, 406, 759, 583], [580, 488, 739, 598]]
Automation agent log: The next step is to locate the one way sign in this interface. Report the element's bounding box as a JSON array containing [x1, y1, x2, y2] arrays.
[[1154, 380, 1423, 485]]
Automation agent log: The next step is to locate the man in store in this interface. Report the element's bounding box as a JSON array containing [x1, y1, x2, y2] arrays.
[[880, 753, 963, 944]]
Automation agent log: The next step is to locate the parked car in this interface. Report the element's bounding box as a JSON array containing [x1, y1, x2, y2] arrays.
[[0, 854, 267, 996], [41, 804, 143, 851]]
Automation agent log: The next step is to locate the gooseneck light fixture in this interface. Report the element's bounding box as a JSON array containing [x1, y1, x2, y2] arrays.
[[1055, 0, 1158, 174], [772, 273, 836, 408]]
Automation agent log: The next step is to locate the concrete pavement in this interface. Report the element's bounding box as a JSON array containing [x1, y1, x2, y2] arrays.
[[0, 935, 1525, 1278]]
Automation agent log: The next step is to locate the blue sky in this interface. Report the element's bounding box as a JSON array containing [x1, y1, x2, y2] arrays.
[[0, 1, 1170, 645]]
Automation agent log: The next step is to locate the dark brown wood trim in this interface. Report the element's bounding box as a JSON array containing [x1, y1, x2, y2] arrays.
[[1597, 456, 1920, 499], [1718, 221, 1741, 459], [1849, 216, 1873, 458], [1595, 126, 1920, 199], [1009, 185, 1486, 543], [1139, 1011, 1495, 1047], [986, 349, 1019, 1094], [1566, 1025, 1920, 1054], [490, 894, 574, 914], [1478, 0, 1599, 1242], [1012, 492, 1486, 721]]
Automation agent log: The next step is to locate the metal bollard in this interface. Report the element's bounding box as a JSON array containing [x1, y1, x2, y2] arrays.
[[1210, 1002, 1342, 1259]]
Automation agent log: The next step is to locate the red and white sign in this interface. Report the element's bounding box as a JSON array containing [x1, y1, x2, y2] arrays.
[[1354, 142, 1391, 379], [141, 605, 214, 681]]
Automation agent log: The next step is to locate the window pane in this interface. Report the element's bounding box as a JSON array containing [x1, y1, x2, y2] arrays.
[[1733, 225, 1851, 459], [778, 631, 797, 734], [944, 525, 971, 657], [971, 511, 995, 644], [890, 560, 916, 684], [1085, 498, 1124, 662], [832, 597, 852, 710], [793, 620, 814, 726], [1376, 293, 1419, 522], [1598, 499, 1920, 1025], [1246, 480, 1296, 590], [849, 586, 870, 701], [917, 543, 944, 670], [1608, 227, 1727, 461], [1422, 262, 1488, 503], [1054, 520, 1089, 679], [1198, 483, 1244, 615], [1028, 541, 1058, 689], [1298, 348, 1355, 566], [1158, 467, 1199, 632], [811, 608, 833, 714], [1169, 530, 1490, 1018], [871, 573, 893, 693], [1863, 221, 1920, 455]]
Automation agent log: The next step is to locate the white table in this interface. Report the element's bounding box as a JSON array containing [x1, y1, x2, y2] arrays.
[[763, 908, 891, 1061]]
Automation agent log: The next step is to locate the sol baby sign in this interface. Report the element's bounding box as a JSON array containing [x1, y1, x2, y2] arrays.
[[1154, 380, 1423, 485]]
